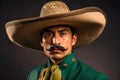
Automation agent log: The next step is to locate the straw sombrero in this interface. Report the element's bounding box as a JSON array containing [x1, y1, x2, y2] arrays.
[[5, 1, 107, 50]]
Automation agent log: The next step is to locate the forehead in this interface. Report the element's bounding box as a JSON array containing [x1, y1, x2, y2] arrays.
[[47, 25, 71, 31], [41, 25, 72, 33]]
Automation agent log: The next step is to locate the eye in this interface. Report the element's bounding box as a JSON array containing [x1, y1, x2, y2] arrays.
[[43, 32, 52, 38], [60, 31, 67, 36]]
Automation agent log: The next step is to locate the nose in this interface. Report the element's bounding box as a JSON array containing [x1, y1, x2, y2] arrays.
[[52, 32, 61, 45]]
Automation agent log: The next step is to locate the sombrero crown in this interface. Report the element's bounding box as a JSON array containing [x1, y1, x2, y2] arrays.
[[5, 1, 107, 50]]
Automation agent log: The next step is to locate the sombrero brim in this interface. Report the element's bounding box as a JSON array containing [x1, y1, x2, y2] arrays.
[[5, 7, 107, 50]]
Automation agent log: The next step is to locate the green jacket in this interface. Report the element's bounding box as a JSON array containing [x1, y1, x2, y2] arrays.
[[28, 52, 109, 80]]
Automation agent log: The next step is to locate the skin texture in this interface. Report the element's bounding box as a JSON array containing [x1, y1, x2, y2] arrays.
[[40, 25, 77, 64]]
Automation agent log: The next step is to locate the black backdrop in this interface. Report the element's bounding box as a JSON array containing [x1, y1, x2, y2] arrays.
[[0, 0, 120, 80]]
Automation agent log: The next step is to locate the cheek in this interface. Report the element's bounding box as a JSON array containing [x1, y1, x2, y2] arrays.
[[62, 37, 73, 46], [42, 37, 51, 43], [42, 38, 51, 48]]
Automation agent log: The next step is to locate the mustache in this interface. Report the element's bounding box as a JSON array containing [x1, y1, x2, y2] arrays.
[[46, 45, 68, 51]]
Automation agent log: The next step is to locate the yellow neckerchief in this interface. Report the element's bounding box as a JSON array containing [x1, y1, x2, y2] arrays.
[[38, 65, 62, 80]]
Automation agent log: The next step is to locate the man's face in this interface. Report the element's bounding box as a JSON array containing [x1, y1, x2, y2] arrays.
[[40, 25, 77, 61]]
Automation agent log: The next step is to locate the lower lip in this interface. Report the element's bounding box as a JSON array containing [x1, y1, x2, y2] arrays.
[[51, 49, 62, 52]]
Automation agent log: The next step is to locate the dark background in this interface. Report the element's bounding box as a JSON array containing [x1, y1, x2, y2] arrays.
[[0, 0, 120, 80]]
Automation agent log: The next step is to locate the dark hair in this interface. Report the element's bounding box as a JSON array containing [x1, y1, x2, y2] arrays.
[[68, 25, 76, 35], [39, 24, 76, 39]]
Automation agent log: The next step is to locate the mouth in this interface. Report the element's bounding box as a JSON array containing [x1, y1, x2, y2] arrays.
[[48, 49, 63, 53], [52, 49, 62, 52]]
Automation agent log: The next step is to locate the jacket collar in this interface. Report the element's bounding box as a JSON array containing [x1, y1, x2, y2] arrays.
[[47, 51, 78, 69]]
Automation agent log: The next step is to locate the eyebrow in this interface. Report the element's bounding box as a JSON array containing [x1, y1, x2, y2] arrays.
[[57, 29, 68, 33], [40, 27, 70, 37]]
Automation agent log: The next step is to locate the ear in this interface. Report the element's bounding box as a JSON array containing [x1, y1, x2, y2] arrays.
[[40, 42, 43, 47], [72, 34, 78, 46], [40, 37, 43, 47]]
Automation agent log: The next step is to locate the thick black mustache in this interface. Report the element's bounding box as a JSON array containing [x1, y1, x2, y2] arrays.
[[47, 45, 68, 51]]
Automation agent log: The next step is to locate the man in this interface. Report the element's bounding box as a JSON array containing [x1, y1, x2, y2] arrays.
[[5, 0, 109, 80]]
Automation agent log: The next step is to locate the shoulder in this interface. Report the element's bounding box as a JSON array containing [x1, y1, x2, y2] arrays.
[[27, 64, 46, 80], [76, 60, 110, 80], [96, 73, 110, 80]]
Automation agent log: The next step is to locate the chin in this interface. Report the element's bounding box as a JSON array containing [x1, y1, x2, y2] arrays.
[[50, 54, 65, 60], [47, 50, 70, 60]]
